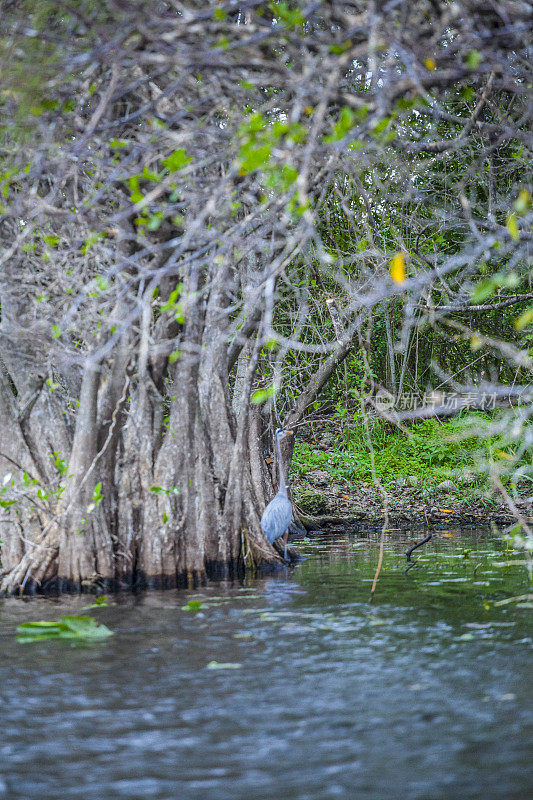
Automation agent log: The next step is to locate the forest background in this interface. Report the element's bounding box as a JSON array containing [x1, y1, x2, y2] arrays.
[[0, 0, 531, 593]]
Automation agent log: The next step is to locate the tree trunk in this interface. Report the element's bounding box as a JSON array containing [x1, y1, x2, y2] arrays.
[[0, 267, 282, 594]]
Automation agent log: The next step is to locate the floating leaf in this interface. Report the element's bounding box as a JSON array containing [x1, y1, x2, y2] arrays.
[[83, 595, 113, 609], [17, 615, 113, 643], [182, 600, 203, 611], [390, 252, 406, 284], [206, 661, 242, 670], [493, 594, 533, 607]]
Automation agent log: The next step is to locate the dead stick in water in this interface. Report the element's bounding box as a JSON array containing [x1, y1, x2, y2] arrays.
[[406, 511, 432, 562]]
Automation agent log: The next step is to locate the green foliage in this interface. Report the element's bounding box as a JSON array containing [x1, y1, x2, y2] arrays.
[[86, 482, 103, 514], [236, 113, 303, 190], [81, 231, 106, 254], [465, 50, 482, 69], [251, 386, 276, 404], [292, 415, 502, 486], [160, 285, 185, 323], [51, 451, 67, 475], [17, 615, 113, 643], [471, 272, 519, 303], [324, 106, 355, 142], [269, 2, 305, 29], [149, 485, 180, 496], [161, 148, 191, 172]]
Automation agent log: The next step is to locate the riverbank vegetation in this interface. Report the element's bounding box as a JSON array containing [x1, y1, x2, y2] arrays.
[[0, 1, 531, 593]]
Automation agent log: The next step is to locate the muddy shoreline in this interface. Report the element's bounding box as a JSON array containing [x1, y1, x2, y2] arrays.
[[298, 510, 518, 532]]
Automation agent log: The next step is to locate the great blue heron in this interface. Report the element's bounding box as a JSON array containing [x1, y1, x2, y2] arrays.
[[261, 427, 293, 560]]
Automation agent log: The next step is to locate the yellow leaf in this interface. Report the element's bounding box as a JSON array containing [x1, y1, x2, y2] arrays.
[[390, 252, 406, 284], [424, 57, 436, 71], [439, 508, 455, 513], [514, 307, 533, 330], [470, 335, 483, 351], [506, 212, 519, 241], [495, 449, 513, 460], [514, 189, 531, 214]]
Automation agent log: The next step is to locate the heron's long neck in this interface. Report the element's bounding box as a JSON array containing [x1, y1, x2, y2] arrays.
[[276, 434, 287, 493]]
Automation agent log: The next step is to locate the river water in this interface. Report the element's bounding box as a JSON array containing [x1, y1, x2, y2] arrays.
[[0, 527, 532, 800]]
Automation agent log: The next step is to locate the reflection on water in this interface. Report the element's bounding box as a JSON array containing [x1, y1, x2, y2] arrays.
[[0, 527, 532, 800]]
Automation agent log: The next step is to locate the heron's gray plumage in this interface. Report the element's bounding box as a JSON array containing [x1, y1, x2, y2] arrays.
[[261, 489, 293, 544], [261, 428, 293, 558]]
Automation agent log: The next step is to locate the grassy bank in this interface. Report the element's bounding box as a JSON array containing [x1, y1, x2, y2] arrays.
[[291, 413, 530, 520]]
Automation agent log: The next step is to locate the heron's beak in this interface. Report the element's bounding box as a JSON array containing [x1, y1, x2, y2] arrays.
[[285, 429, 293, 435]]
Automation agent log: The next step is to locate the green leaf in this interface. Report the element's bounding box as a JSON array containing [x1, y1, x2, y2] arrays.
[[147, 212, 164, 231], [372, 116, 392, 135], [17, 615, 113, 643], [243, 112, 266, 133], [329, 39, 352, 55], [83, 595, 111, 609], [168, 349, 182, 363], [142, 166, 162, 182], [81, 231, 106, 254], [150, 485, 181, 496], [238, 144, 271, 174], [324, 106, 355, 143], [206, 661, 242, 669], [471, 272, 519, 303], [183, 600, 203, 611], [251, 386, 276, 404], [42, 234, 59, 247], [465, 50, 482, 69], [269, 1, 304, 28], [161, 148, 191, 172]]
